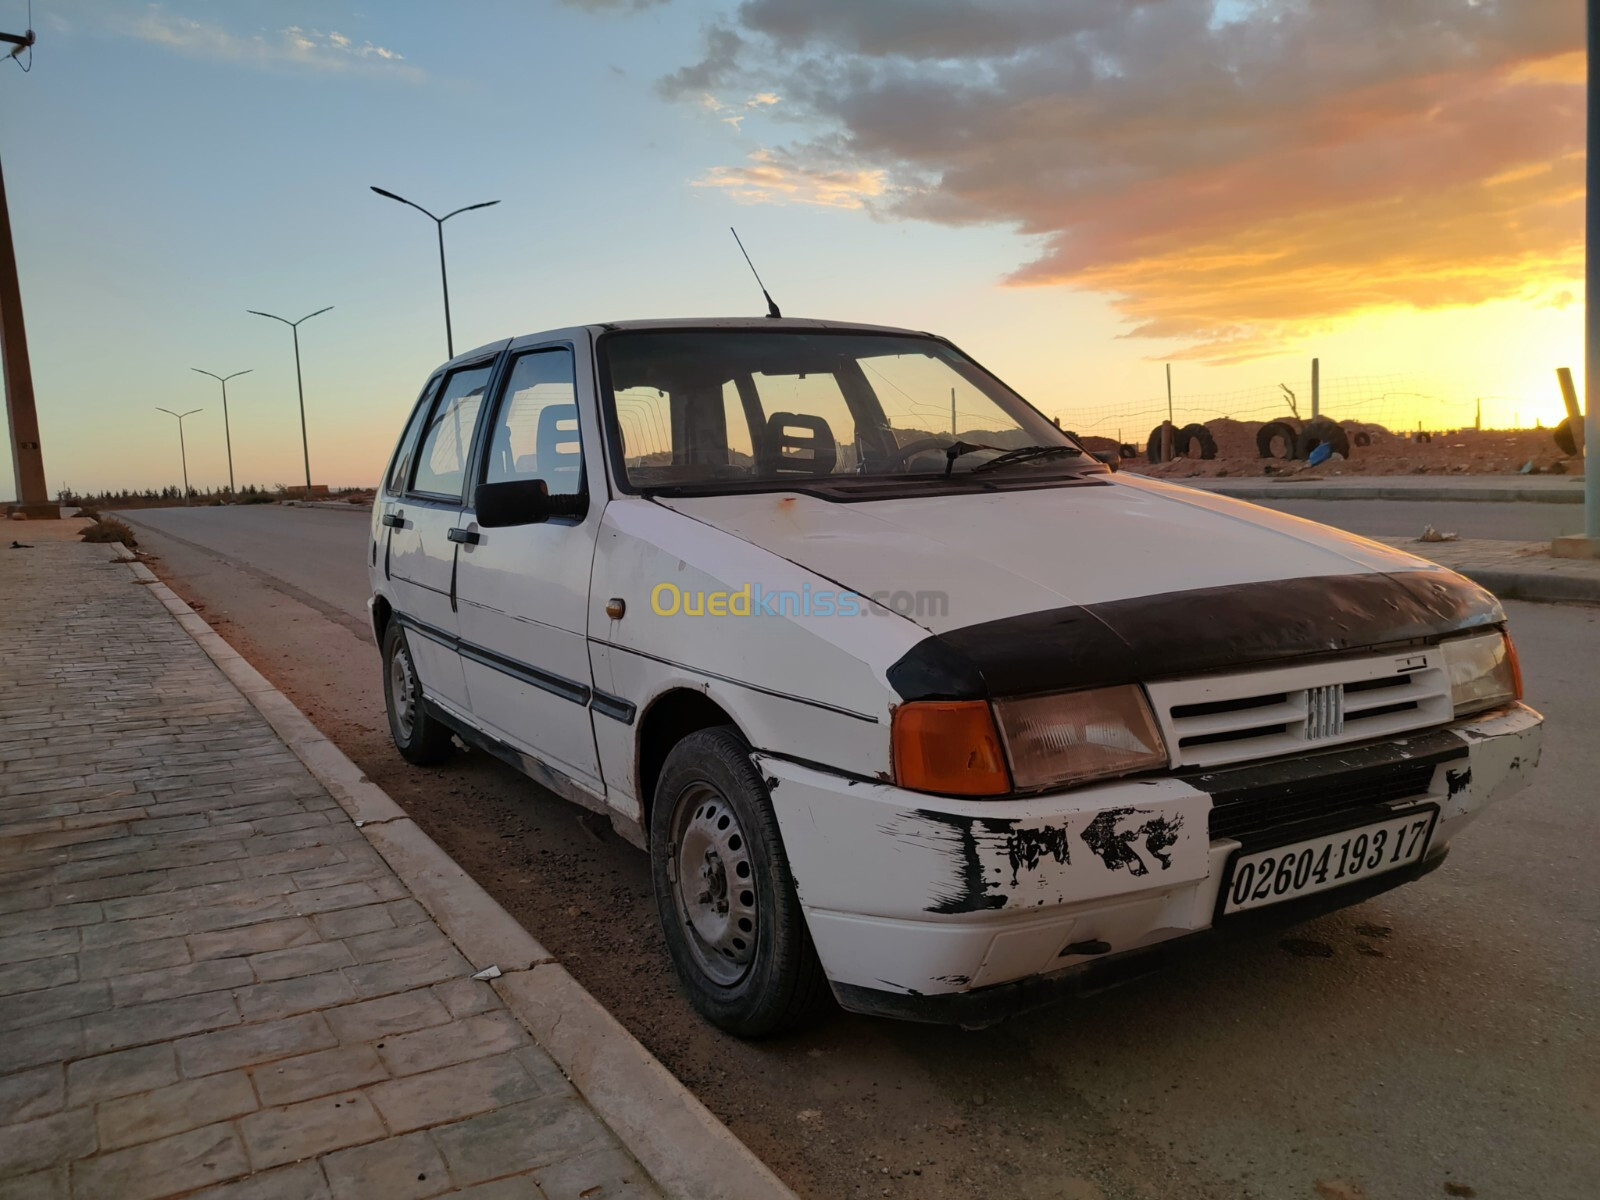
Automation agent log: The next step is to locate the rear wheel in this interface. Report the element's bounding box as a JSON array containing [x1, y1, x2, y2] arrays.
[[650, 726, 830, 1037], [381, 622, 454, 766]]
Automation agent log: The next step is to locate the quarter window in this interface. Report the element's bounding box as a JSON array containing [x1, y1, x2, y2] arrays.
[[385, 379, 438, 496], [411, 364, 494, 499], [482, 349, 583, 497]]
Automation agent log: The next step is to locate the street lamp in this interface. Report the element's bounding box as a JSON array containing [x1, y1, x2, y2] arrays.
[[155, 407, 201, 506], [190, 368, 250, 496], [370, 187, 499, 359], [247, 306, 332, 498]]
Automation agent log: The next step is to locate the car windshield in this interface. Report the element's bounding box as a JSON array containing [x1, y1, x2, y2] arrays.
[[600, 329, 1082, 493]]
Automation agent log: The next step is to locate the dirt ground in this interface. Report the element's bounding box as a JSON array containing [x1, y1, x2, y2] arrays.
[[1077, 421, 1581, 480]]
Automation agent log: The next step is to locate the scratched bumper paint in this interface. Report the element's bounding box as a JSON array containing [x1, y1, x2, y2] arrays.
[[1442, 702, 1543, 823], [757, 702, 1543, 1007]]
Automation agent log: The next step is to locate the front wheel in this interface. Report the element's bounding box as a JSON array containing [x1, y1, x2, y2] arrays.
[[381, 621, 455, 766], [650, 727, 830, 1037]]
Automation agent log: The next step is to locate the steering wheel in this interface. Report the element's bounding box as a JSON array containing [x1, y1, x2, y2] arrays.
[[876, 437, 957, 471]]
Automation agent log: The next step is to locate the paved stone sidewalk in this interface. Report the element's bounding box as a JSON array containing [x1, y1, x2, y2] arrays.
[[0, 535, 661, 1199]]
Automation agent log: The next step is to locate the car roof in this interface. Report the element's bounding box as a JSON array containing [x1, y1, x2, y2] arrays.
[[445, 316, 937, 370]]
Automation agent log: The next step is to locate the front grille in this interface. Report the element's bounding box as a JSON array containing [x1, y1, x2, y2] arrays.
[[1147, 649, 1454, 769], [1207, 760, 1437, 844]]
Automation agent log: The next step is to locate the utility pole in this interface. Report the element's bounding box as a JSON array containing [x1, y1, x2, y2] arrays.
[[1161, 363, 1174, 462], [1587, 0, 1600, 544], [1555, 0, 1600, 558], [1311, 357, 1320, 421], [1, 22, 53, 518], [156, 408, 201, 506]]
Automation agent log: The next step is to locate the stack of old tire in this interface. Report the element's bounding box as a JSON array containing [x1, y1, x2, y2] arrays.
[[1256, 415, 1351, 461], [1145, 422, 1217, 461]]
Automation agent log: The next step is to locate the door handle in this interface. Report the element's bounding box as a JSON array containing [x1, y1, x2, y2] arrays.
[[381, 511, 404, 528], [447, 527, 480, 545]]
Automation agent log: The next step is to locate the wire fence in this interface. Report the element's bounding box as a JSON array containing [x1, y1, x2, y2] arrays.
[[1058, 373, 1541, 446]]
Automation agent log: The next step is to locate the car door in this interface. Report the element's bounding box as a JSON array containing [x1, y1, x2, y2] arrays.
[[453, 341, 606, 796], [381, 354, 501, 716]]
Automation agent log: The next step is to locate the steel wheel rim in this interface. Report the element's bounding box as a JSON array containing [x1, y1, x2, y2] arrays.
[[669, 782, 758, 987], [390, 642, 417, 740]]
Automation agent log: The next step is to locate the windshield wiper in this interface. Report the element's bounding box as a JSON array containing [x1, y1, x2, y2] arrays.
[[942, 441, 1002, 477], [966, 445, 1084, 475]]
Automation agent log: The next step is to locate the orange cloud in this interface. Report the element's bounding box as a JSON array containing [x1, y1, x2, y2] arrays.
[[694, 149, 886, 209], [666, 2, 1583, 363]]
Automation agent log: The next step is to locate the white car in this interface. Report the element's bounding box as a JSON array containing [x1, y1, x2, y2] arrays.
[[368, 318, 1543, 1036]]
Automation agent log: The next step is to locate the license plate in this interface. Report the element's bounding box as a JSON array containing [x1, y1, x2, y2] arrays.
[[1222, 807, 1438, 915]]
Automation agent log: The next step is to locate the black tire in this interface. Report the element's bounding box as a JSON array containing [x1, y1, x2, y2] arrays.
[[1145, 424, 1165, 463], [1553, 417, 1577, 456], [1119, 442, 1139, 459], [650, 726, 830, 1037], [1256, 420, 1299, 459], [1413, 431, 1433, 444], [381, 622, 455, 766], [1296, 417, 1350, 460], [1173, 422, 1217, 459], [1352, 430, 1372, 448]]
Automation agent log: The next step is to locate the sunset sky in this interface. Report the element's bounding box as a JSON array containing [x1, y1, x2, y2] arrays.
[[0, 0, 1585, 498]]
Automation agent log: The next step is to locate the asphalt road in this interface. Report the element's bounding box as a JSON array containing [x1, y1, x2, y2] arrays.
[[116, 503, 375, 630], [118, 503, 1600, 1200]]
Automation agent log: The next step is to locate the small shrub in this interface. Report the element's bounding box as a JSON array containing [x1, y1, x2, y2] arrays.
[[81, 517, 137, 549], [74, 507, 101, 521]]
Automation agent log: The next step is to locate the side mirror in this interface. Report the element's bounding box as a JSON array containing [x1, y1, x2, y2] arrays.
[[1090, 449, 1120, 472], [475, 479, 563, 527]]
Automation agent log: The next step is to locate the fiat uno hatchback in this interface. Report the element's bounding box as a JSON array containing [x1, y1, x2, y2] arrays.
[[369, 318, 1542, 1036]]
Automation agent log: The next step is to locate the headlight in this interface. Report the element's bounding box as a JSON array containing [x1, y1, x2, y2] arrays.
[[1443, 631, 1521, 717], [995, 685, 1168, 790]]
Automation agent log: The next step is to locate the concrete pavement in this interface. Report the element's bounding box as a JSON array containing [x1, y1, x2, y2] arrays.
[[0, 524, 791, 1200]]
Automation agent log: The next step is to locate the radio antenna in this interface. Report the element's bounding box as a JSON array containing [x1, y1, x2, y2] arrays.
[[730, 227, 782, 319]]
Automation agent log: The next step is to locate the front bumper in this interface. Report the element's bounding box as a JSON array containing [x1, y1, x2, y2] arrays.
[[759, 702, 1542, 1023]]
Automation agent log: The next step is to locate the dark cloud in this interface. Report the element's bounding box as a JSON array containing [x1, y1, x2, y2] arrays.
[[659, 26, 745, 97], [670, 0, 1583, 361]]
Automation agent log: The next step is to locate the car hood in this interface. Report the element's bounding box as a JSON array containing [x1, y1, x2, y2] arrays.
[[654, 475, 1446, 635]]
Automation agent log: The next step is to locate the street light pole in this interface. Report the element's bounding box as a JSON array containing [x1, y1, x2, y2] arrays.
[[155, 407, 201, 505], [369, 187, 500, 359], [191, 368, 250, 496], [0, 23, 53, 518], [247, 307, 331, 498]]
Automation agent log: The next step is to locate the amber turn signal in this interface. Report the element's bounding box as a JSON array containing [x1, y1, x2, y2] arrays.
[[1505, 631, 1524, 702], [891, 700, 1012, 796]]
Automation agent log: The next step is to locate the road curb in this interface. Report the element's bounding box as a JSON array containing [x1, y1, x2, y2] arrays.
[[110, 544, 798, 1200], [1186, 482, 1585, 503], [1448, 566, 1600, 606]]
